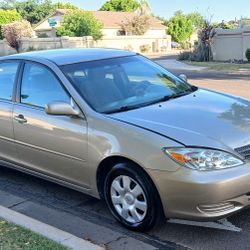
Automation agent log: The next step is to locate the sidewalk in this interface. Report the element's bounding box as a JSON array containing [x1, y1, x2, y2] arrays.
[[156, 59, 207, 71], [0, 205, 103, 250]]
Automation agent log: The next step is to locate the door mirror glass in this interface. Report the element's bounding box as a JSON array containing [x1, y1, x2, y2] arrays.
[[179, 74, 188, 82], [45, 101, 81, 116]]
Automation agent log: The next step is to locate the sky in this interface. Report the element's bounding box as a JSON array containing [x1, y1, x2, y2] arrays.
[[53, 0, 249, 22]]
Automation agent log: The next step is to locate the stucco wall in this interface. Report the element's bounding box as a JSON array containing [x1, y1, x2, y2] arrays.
[[0, 35, 171, 56], [212, 26, 250, 61]]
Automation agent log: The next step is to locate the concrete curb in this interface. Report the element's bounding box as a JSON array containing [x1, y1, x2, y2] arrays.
[[0, 205, 104, 250]]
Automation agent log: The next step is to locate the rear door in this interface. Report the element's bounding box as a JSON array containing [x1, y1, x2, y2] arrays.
[[13, 61, 89, 188], [0, 61, 20, 163]]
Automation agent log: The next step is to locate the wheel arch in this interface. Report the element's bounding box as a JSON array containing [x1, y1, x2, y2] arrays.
[[96, 156, 164, 214]]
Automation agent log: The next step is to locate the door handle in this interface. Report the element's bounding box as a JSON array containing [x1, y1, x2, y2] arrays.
[[14, 114, 27, 124]]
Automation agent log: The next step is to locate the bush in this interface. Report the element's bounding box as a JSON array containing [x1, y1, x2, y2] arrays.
[[139, 44, 151, 53], [121, 13, 150, 35], [245, 49, 250, 62], [178, 51, 193, 61], [2, 20, 33, 52], [178, 21, 216, 62], [0, 10, 21, 39], [56, 10, 103, 41]]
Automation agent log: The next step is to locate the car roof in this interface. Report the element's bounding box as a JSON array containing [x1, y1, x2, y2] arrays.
[[2, 48, 137, 66]]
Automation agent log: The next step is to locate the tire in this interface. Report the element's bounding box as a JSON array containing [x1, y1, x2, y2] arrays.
[[104, 162, 164, 231]]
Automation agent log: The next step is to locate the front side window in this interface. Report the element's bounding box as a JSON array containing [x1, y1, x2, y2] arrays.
[[62, 55, 196, 113], [21, 63, 70, 108], [0, 61, 19, 101]]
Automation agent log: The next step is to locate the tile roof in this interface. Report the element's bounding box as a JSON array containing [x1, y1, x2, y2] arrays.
[[56, 9, 166, 30]]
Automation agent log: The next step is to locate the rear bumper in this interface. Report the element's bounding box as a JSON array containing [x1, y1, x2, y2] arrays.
[[148, 162, 250, 221]]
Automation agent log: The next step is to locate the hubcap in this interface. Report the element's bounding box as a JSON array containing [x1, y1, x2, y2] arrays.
[[110, 175, 147, 223]]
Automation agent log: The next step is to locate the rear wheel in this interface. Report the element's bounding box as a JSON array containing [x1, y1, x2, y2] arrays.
[[104, 162, 164, 231]]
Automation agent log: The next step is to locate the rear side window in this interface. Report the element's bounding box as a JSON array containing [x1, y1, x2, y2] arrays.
[[21, 63, 70, 108], [0, 61, 19, 101]]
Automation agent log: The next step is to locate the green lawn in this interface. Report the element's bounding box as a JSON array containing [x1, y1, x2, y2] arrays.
[[184, 61, 250, 72], [0, 219, 67, 250]]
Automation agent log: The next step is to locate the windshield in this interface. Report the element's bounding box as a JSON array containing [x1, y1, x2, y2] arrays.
[[61, 55, 196, 113]]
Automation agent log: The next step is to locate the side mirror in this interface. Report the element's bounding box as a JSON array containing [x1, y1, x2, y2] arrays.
[[179, 74, 188, 82], [45, 101, 81, 116]]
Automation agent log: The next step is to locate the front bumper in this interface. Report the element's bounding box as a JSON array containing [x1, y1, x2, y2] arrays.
[[148, 162, 250, 221]]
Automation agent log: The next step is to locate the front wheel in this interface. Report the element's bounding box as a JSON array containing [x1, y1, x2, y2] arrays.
[[104, 162, 164, 231]]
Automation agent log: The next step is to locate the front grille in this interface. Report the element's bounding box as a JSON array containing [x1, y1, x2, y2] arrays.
[[235, 144, 250, 160]]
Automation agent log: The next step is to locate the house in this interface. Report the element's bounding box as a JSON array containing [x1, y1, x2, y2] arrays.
[[34, 9, 167, 38]]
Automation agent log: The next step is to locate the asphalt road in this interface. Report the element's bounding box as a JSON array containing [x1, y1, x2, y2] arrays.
[[0, 61, 249, 250], [1, 166, 250, 250]]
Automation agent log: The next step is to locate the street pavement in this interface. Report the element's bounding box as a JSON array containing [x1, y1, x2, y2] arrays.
[[156, 59, 250, 99], [0, 59, 249, 250]]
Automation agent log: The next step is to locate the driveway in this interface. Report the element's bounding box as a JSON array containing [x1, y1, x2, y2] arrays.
[[0, 58, 249, 250]]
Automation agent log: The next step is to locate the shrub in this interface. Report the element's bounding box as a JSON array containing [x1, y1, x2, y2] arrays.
[[2, 20, 33, 53], [0, 9, 21, 39], [178, 21, 216, 62], [121, 13, 150, 35], [140, 44, 151, 53], [178, 51, 193, 61], [245, 49, 250, 62], [56, 10, 103, 41]]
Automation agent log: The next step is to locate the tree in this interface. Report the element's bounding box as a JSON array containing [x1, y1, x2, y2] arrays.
[[167, 14, 193, 43], [187, 12, 205, 30], [0, 9, 21, 39], [15, 0, 55, 24], [56, 10, 103, 40], [121, 4, 151, 35], [53, 2, 78, 10], [213, 21, 235, 29], [100, 0, 141, 12], [2, 20, 33, 52]]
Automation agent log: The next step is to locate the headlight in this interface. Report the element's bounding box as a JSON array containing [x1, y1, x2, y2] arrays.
[[163, 147, 244, 171]]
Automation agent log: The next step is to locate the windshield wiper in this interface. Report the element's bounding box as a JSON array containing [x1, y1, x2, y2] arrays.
[[104, 105, 140, 114], [105, 90, 196, 114]]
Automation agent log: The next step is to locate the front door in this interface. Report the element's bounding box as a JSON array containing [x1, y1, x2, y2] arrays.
[[13, 62, 89, 188]]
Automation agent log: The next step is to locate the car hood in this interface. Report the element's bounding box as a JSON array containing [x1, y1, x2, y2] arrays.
[[108, 89, 250, 150]]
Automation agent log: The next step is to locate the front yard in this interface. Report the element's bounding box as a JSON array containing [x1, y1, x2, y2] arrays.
[[0, 219, 67, 250], [184, 61, 250, 72]]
